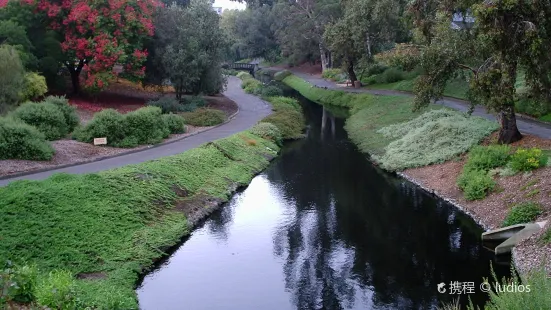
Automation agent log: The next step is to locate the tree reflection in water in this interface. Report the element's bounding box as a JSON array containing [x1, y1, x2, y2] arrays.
[[266, 102, 508, 309]]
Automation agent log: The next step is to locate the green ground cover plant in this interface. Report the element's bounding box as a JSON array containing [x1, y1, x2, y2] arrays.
[[509, 147, 548, 172], [0, 131, 280, 309], [182, 108, 226, 127], [262, 96, 305, 140], [274, 70, 291, 81], [502, 202, 543, 226], [0, 118, 55, 160], [250, 122, 283, 146], [321, 68, 343, 81], [457, 169, 496, 201], [374, 110, 498, 171]]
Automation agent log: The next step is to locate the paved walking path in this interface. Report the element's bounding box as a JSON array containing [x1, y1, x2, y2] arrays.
[[0, 77, 272, 187], [290, 71, 551, 139]]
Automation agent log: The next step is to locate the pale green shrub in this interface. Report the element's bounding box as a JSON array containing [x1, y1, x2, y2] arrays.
[[374, 110, 498, 171], [236, 72, 253, 80]]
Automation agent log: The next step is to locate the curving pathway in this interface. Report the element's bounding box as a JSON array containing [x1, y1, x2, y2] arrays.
[[0, 77, 272, 187], [290, 70, 551, 139]]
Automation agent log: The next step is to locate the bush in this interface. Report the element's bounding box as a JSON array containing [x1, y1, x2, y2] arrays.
[[182, 108, 226, 126], [35, 270, 78, 310], [464, 145, 511, 172], [457, 169, 496, 200], [122, 106, 170, 146], [377, 67, 405, 83], [163, 113, 186, 134], [236, 71, 253, 80], [222, 68, 238, 76], [509, 147, 548, 172], [147, 97, 183, 114], [267, 96, 302, 112], [322, 68, 342, 81], [274, 70, 291, 81], [180, 96, 207, 112], [42, 96, 79, 133], [365, 63, 388, 76], [20, 72, 48, 102], [242, 78, 262, 94], [0, 118, 54, 160], [12, 102, 69, 140], [0, 45, 25, 113], [250, 122, 283, 145], [0, 262, 38, 304], [262, 109, 304, 140], [73, 109, 126, 145], [261, 85, 283, 98], [502, 202, 543, 227], [374, 110, 498, 171]]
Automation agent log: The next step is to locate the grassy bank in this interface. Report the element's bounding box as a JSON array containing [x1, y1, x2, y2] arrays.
[[0, 131, 280, 309]]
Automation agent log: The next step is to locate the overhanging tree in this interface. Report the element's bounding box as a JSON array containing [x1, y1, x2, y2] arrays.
[[22, 0, 159, 93], [411, 0, 551, 143]]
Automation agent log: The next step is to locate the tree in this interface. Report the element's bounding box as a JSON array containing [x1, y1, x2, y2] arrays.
[[272, 0, 341, 70], [146, 0, 226, 98], [0, 20, 37, 68], [0, 45, 25, 113], [412, 1, 551, 143], [324, 0, 406, 83], [21, 0, 159, 94]]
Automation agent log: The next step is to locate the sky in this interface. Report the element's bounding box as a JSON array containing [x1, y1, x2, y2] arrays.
[[213, 0, 246, 11]]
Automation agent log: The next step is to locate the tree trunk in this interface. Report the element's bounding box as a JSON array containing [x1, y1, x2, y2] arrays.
[[67, 59, 85, 94], [497, 105, 522, 144], [319, 43, 331, 71], [365, 33, 372, 59], [347, 58, 357, 83]]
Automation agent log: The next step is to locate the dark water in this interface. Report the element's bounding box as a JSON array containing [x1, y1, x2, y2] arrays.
[[137, 94, 508, 309]]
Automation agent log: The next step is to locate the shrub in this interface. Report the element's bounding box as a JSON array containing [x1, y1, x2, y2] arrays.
[[20, 72, 48, 102], [262, 109, 304, 140], [163, 113, 186, 134], [457, 169, 496, 200], [322, 68, 342, 81], [12, 102, 69, 140], [509, 147, 548, 172], [180, 96, 207, 112], [236, 71, 253, 80], [0, 45, 25, 113], [377, 67, 405, 83], [182, 108, 226, 126], [261, 85, 283, 98], [267, 96, 302, 112], [73, 109, 126, 145], [123, 106, 170, 146], [464, 145, 511, 172], [147, 97, 183, 114], [0, 262, 38, 304], [222, 68, 238, 76], [375, 110, 498, 171], [250, 122, 283, 145], [35, 270, 78, 310], [374, 43, 421, 71], [0, 118, 54, 160], [365, 63, 388, 76], [241, 78, 262, 94], [42, 96, 79, 133], [274, 70, 291, 81], [502, 202, 543, 226]]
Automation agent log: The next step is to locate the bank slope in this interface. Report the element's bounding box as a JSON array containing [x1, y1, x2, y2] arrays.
[[0, 132, 279, 309]]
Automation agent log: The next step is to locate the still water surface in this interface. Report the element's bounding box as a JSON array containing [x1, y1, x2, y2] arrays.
[[137, 94, 508, 309]]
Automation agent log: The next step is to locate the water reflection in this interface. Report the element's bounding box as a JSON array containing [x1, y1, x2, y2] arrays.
[[137, 96, 507, 310]]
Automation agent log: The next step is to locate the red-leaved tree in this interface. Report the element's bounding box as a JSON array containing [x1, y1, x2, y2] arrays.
[[23, 0, 160, 93]]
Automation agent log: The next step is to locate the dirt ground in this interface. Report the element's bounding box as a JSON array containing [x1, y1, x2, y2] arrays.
[[402, 133, 551, 275]]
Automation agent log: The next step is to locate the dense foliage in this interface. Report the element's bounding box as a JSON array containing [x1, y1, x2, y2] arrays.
[[182, 108, 226, 127], [0, 45, 25, 112], [502, 202, 543, 227], [146, 0, 226, 98], [11, 102, 71, 140], [0, 117, 54, 160]]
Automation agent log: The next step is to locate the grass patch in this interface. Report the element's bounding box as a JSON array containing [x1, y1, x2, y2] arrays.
[[0, 132, 279, 309], [262, 96, 305, 140], [524, 189, 540, 198], [502, 202, 543, 226], [520, 179, 539, 191]]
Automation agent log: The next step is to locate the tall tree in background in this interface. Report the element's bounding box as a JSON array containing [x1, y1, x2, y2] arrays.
[[273, 0, 340, 70], [412, 0, 551, 143], [146, 0, 226, 98], [324, 0, 406, 83], [21, 0, 159, 94]]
